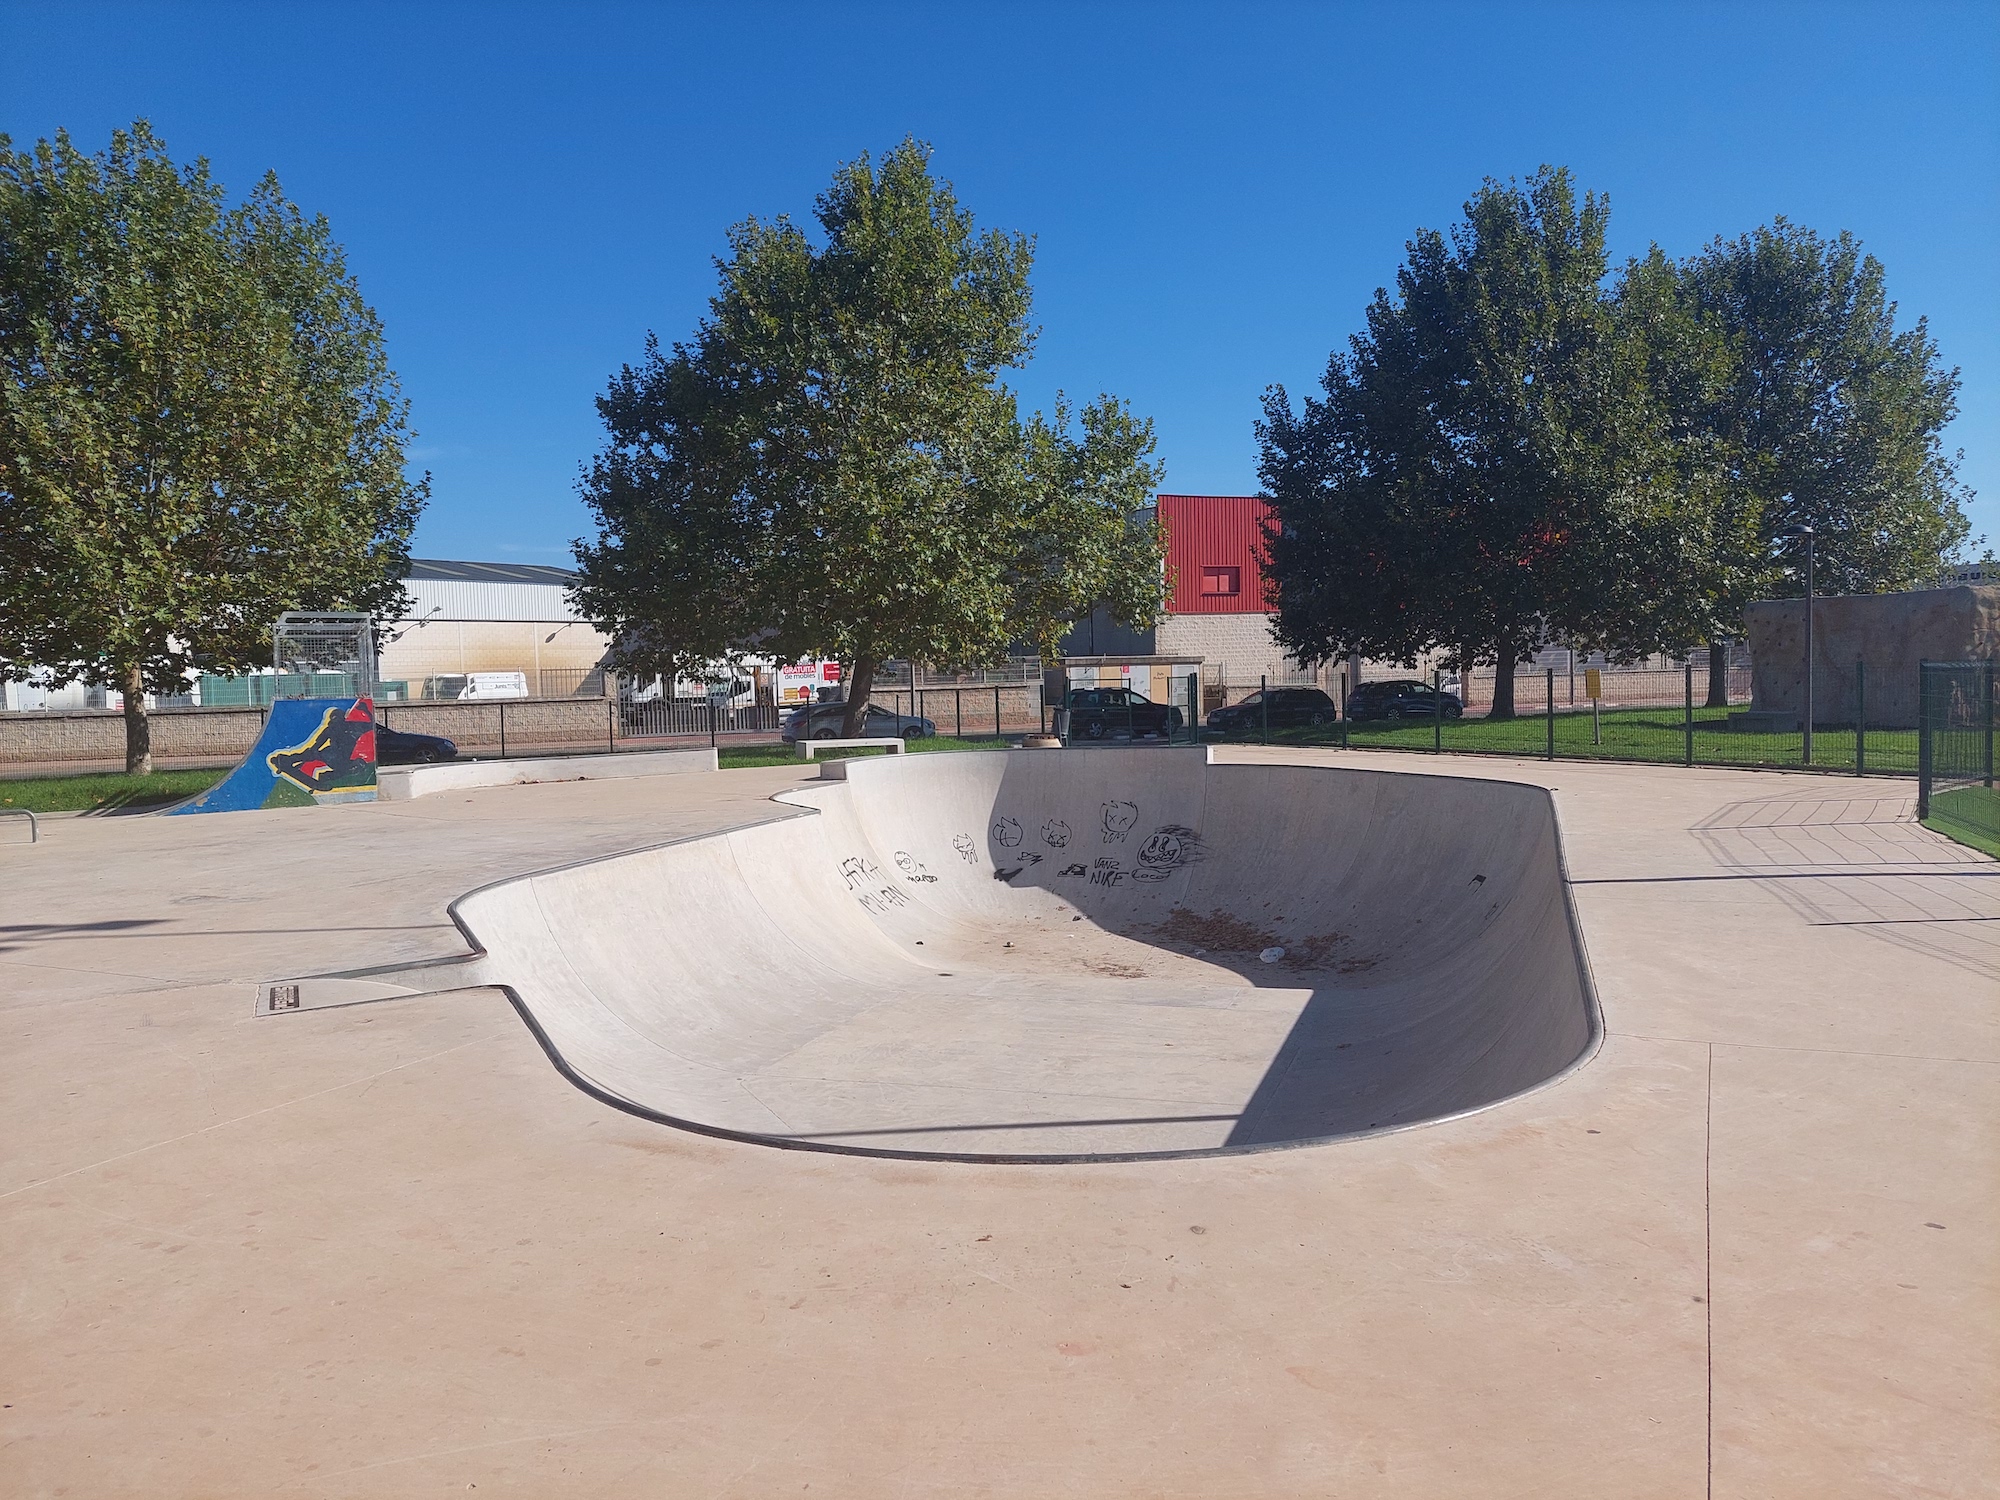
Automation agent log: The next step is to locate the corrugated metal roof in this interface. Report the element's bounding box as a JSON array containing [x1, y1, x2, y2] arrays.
[[396, 577, 587, 623], [1158, 495, 1275, 614], [408, 558, 578, 586]]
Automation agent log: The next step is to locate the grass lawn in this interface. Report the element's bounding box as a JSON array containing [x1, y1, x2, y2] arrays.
[[1923, 785, 2000, 859], [717, 735, 1010, 770], [0, 768, 227, 814], [1215, 702, 1919, 774]]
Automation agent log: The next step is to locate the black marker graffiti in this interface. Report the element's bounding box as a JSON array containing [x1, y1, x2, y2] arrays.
[[1101, 801, 1139, 843], [1057, 862, 1088, 878], [1041, 819, 1071, 849], [1089, 857, 1128, 888], [991, 817, 1024, 848], [894, 850, 938, 883], [1133, 824, 1203, 883], [951, 834, 978, 865], [838, 855, 911, 914]]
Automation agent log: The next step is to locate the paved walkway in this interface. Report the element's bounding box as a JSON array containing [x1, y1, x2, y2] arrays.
[[0, 750, 1992, 1497]]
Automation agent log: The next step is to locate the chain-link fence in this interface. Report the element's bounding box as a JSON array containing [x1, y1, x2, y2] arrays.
[[1918, 661, 1998, 851]]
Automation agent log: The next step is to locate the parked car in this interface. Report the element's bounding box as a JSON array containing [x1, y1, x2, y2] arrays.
[[1206, 686, 1340, 736], [1059, 687, 1184, 741], [374, 725, 459, 764], [1344, 679, 1464, 721], [781, 702, 936, 743]]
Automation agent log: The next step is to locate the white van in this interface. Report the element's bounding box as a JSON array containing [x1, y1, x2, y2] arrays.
[[456, 671, 531, 701]]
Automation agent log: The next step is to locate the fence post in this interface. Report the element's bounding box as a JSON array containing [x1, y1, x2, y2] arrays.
[[994, 686, 1001, 740], [709, 693, 717, 749], [1433, 668, 1443, 753], [1682, 662, 1692, 767], [607, 699, 615, 753], [499, 702, 507, 759], [1915, 662, 1932, 820], [1260, 675, 1268, 745], [955, 689, 963, 740], [1548, 668, 1557, 761], [1986, 659, 1996, 789], [1855, 658, 1866, 777]]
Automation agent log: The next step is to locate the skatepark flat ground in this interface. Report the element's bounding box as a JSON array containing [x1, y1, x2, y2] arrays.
[[1, 748, 1994, 1497]]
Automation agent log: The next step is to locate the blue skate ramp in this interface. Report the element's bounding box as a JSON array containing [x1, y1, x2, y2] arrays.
[[167, 697, 378, 814]]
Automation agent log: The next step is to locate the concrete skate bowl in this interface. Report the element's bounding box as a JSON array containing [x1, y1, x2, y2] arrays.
[[452, 751, 1600, 1161]]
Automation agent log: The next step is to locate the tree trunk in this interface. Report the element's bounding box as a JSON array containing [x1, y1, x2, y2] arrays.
[[842, 656, 878, 739], [1487, 639, 1518, 720], [121, 662, 152, 774], [1705, 638, 1730, 709]]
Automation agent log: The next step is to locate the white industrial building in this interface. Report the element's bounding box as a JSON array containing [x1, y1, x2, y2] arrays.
[[379, 559, 612, 699]]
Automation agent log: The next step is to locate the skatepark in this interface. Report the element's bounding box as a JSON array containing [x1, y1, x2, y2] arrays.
[[2, 744, 1992, 1496]]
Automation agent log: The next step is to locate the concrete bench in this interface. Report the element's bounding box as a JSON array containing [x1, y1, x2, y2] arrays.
[[797, 736, 907, 760]]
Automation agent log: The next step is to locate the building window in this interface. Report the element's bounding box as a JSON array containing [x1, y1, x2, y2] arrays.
[[1200, 565, 1241, 597]]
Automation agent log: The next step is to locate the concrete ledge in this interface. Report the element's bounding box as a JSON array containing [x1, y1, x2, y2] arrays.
[[797, 736, 906, 759], [376, 747, 718, 801]]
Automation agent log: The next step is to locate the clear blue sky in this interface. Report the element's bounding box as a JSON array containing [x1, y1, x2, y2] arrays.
[[5, 1, 1996, 564]]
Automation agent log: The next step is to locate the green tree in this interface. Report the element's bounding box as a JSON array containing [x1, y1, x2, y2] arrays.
[[573, 139, 1164, 738], [1589, 245, 1766, 704], [1684, 219, 1974, 701], [0, 121, 424, 770], [1263, 167, 1699, 717]]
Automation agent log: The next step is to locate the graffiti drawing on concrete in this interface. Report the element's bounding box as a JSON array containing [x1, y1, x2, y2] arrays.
[[838, 855, 910, 914], [1134, 825, 1203, 883], [1041, 819, 1071, 849], [1101, 801, 1139, 843], [991, 816, 1024, 848]]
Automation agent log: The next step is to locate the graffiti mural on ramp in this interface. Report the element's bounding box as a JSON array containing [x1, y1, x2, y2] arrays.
[[166, 698, 378, 814]]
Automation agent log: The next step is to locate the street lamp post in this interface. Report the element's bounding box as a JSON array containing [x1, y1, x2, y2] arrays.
[[1778, 524, 1816, 765]]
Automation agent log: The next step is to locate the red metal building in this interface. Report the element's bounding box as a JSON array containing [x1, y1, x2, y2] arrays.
[[1158, 494, 1275, 614]]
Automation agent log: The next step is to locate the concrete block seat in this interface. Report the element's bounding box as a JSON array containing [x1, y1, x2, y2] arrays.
[[288, 749, 1599, 1159]]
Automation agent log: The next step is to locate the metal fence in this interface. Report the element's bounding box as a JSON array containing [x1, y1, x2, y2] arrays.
[[1200, 660, 1924, 777], [1918, 660, 1997, 849], [874, 683, 1048, 741]]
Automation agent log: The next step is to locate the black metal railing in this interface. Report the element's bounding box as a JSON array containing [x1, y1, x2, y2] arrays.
[[1917, 660, 1997, 850]]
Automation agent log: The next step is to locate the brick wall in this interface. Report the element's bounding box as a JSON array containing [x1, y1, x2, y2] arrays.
[[0, 706, 268, 766], [1157, 613, 1297, 684], [376, 698, 618, 751]]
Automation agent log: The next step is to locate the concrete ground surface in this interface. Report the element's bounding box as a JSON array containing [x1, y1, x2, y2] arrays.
[[0, 748, 1993, 1498]]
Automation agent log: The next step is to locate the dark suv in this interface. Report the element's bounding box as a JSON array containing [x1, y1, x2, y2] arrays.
[[1060, 687, 1184, 740], [1344, 679, 1464, 721], [1206, 686, 1340, 736]]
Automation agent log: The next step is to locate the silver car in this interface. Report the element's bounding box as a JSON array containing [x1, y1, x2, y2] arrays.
[[781, 702, 936, 743]]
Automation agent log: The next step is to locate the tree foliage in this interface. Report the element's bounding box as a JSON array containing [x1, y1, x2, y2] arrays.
[[1685, 218, 1972, 596], [0, 121, 424, 769], [1261, 170, 1972, 717], [572, 139, 1164, 737]]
